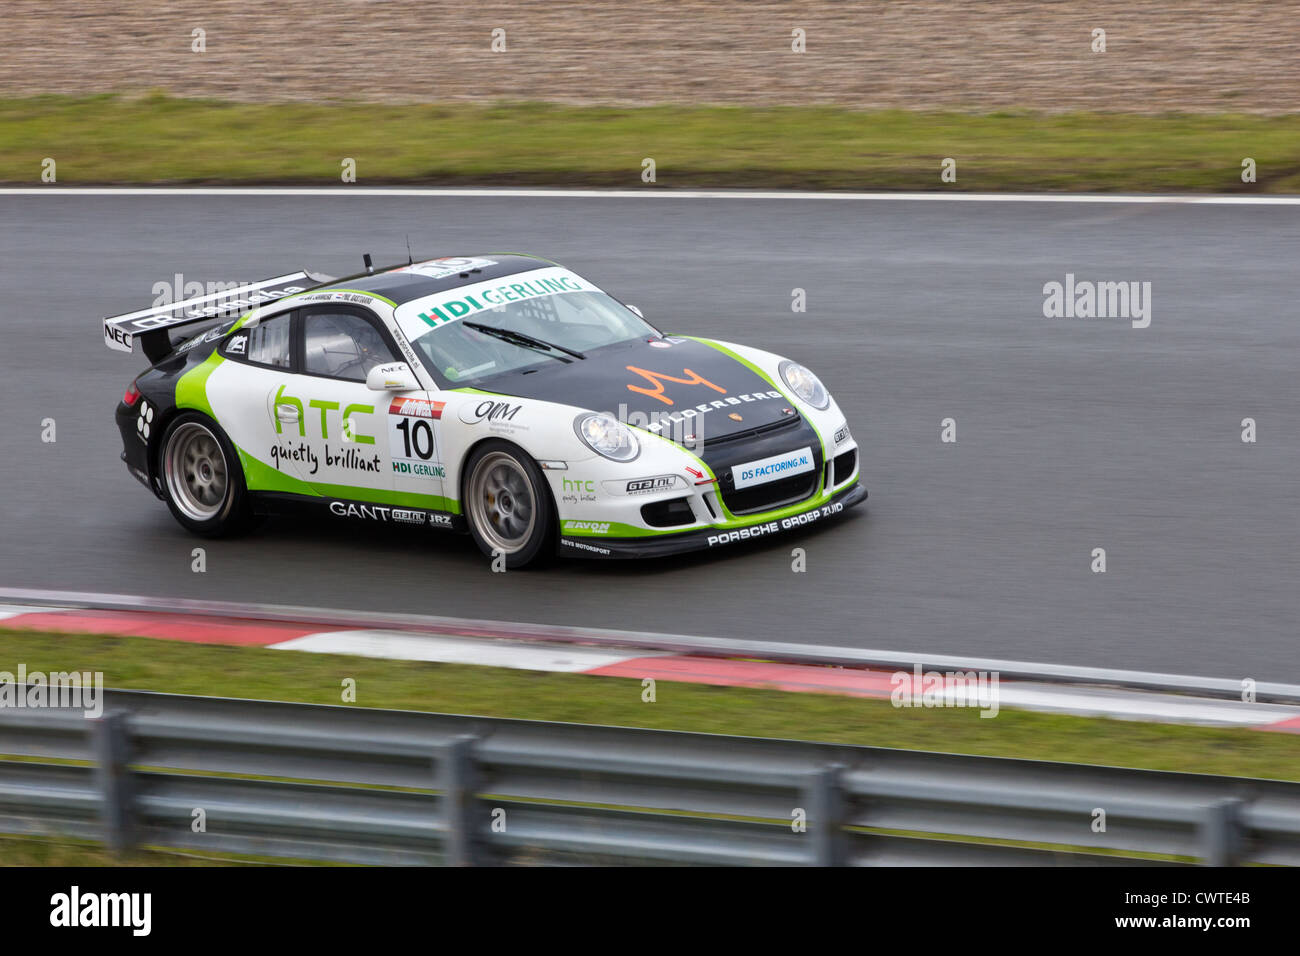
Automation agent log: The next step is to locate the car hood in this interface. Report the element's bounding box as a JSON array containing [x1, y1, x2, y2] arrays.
[[479, 337, 795, 443]]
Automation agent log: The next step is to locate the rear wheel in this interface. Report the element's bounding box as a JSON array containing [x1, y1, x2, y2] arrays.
[[159, 412, 255, 537], [463, 441, 555, 568]]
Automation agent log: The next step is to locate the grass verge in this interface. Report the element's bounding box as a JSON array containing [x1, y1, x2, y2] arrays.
[[1, 628, 1297, 780], [0, 833, 328, 866], [2, 95, 1298, 192]]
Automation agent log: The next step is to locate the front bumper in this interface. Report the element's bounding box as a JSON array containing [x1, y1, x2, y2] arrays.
[[557, 481, 867, 559]]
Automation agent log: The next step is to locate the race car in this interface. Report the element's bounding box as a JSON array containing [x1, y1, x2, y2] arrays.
[[105, 254, 866, 567]]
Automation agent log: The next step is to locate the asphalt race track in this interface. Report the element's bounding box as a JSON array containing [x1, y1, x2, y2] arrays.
[[1, 193, 1297, 680]]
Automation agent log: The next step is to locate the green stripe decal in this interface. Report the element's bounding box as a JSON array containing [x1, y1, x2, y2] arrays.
[[237, 446, 460, 513], [175, 350, 225, 419], [561, 520, 664, 538], [677, 335, 777, 386]]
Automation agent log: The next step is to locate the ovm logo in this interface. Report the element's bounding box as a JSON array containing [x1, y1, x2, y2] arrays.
[[460, 400, 523, 424]]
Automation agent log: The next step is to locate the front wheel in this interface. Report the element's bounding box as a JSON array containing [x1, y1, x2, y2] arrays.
[[158, 412, 255, 537], [463, 441, 555, 568]]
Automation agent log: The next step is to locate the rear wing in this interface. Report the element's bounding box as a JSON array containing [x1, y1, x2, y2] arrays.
[[103, 271, 330, 363]]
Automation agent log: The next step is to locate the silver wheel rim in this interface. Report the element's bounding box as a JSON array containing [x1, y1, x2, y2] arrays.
[[467, 451, 536, 555], [164, 422, 229, 522]]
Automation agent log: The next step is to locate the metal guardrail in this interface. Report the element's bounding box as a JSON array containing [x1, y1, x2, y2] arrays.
[[1, 687, 1297, 866]]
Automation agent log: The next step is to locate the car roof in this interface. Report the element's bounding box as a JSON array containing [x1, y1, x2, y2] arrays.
[[312, 254, 560, 306]]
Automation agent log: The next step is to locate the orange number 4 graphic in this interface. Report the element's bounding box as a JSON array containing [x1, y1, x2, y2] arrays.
[[625, 367, 728, 406]]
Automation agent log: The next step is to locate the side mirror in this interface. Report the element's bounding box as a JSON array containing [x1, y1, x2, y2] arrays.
[[366, 362, 420, 391], [625, 304, 644, 318]]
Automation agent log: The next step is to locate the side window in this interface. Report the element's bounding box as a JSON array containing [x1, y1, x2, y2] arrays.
[[226, 313, 292, 368], [303, 311, 397, 382]]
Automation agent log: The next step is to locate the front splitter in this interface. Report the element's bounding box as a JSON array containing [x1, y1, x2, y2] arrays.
[[558, 482, 868, 559]]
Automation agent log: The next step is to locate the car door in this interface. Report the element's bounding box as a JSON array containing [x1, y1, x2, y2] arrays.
[[282, 306, 403, 503]]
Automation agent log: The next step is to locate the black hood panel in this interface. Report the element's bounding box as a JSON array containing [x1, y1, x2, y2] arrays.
[[483, 337, 796, 443]]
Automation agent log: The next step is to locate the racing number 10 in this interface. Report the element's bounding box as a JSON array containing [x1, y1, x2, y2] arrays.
[[395, 418, 436, 460]]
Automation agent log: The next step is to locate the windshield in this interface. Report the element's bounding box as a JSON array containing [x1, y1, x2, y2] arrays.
[[410, 287, 658, 385]]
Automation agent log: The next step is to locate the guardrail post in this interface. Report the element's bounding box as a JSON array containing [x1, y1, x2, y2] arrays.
[[440, 735, 483, 866], [806, 763, 847, 866], [91, 711, 134, 855], [1201, 798, 1244, 866]]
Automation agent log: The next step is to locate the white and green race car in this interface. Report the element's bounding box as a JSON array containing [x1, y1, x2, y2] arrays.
[[107, 254, 865, 567]]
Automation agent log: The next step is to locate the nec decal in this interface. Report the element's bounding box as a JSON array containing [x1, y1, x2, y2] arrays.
[[104, 324, 132, 352]]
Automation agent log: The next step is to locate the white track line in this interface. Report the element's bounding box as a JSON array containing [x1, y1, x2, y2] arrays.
[[0, 187, 1298, 204], [0, 604, 68, 621], [1000, 683, 1300, 728], [271, 629, 660, 672]]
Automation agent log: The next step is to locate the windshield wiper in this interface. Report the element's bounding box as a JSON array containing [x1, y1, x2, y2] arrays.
[[462, 322, 586, 361]]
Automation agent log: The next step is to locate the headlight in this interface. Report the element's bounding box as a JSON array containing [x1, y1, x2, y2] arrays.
[[575, 413, 640, 462], [779, 361, 830, 410]]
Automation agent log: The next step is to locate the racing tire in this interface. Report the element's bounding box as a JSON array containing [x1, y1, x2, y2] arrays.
[[462, 440, 556, 569], [158, 412, 256, 538]]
